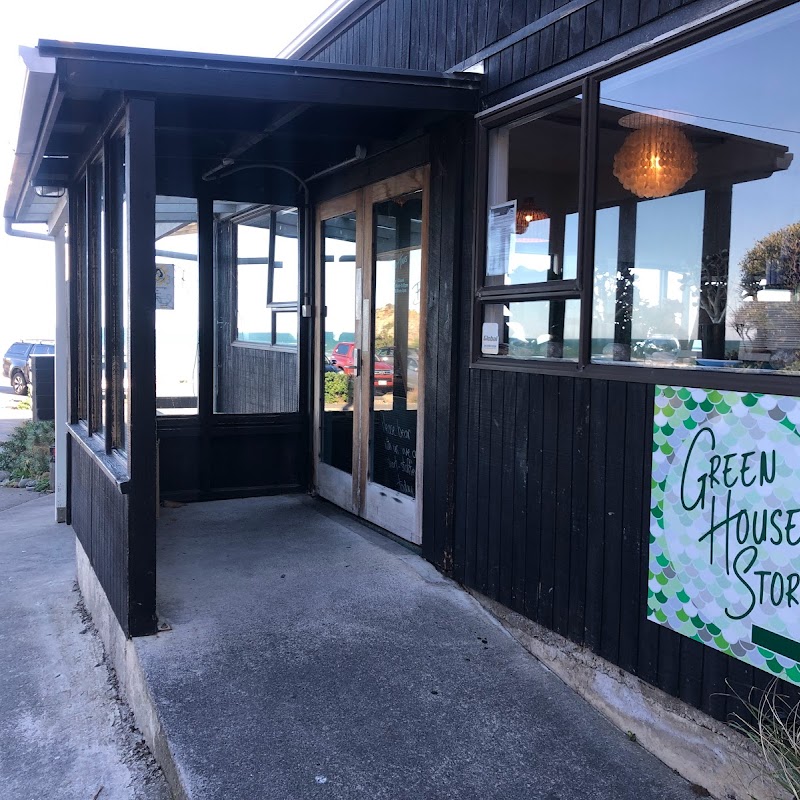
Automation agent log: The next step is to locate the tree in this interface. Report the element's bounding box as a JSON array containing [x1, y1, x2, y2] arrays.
[[739, 221, 800, 298]]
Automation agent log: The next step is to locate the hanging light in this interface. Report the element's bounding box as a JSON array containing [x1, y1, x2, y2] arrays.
[[515, 197, 548, 235], [613, 113, 697, 199]]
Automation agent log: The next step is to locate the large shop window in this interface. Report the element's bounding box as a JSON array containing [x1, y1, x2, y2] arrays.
[[480, 3, 800, 379]]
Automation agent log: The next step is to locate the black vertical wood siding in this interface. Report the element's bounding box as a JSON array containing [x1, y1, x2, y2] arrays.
[[450, 372, 800, 721], [70, 436, 129, 633], [307, 0, 725, 99]]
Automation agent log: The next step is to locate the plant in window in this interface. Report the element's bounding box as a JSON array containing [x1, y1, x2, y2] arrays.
[[732, 302, 768, 344]]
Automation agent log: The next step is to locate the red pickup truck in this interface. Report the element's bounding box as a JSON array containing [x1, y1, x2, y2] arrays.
[[329, 342, 393, 391]]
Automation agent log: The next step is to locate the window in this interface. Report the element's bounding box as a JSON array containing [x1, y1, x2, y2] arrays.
[[479, 2, 800, 382], [155, 196, 199, 415], [480, 95, 583, 361], [69, 126, 128, 461], [213, 202, 301, 415], [232, 206, 299, 349]]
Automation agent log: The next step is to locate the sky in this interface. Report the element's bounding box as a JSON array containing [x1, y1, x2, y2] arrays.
[[0, 0, 334, 352]]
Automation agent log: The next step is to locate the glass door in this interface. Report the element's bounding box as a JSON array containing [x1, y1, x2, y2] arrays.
[[316, 192, 362, 515], [314, 169, 428, 543]]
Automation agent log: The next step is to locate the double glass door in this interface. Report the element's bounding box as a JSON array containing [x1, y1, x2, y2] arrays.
[[314, 169, 428, 543]]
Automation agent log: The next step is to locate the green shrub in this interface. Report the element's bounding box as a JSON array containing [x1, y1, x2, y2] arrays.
[[324, 371, 353, 404], [0, 420, 55, 481]]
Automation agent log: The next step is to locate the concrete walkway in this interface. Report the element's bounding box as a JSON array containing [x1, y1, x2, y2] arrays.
[[0, 492, 172, 800], [139, 495, 701, 800]]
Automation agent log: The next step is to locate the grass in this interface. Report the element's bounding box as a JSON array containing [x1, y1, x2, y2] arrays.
[[732, 680, 800, 799]]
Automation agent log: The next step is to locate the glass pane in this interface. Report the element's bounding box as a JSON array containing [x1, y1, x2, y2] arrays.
[[88, 159, 105, 435], [122, 196, 129, 444], [108, 135, 126, 453], [235, 212, 270, 343], [272, 209, 299, 304], [155, 196, 199, 415], [369, 191, 422, 498], [592, 4, 800, 374], [274, 310, 298, 348], [482, 300, 580, 360], [486, 97, 581, 287], [321, 212, 357, 474], [76, 176, 88, 421]]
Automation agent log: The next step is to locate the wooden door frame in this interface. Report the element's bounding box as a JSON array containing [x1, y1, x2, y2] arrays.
[[313, 166, 430, 544]]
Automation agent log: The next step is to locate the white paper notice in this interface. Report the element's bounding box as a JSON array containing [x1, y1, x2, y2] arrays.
[[481, 322, 499, 355], [486, 200, 516, 277], [155, 264, 175, 310]]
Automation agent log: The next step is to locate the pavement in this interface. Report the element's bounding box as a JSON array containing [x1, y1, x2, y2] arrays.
[[137, 495, 704, 800], [0, 394, 172, 799]]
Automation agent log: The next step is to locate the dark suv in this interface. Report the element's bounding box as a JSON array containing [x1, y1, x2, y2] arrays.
[[2, 340, 55, 395]]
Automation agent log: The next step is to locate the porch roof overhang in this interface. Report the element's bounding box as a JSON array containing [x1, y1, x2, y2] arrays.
[[5, 40, 482, 223]]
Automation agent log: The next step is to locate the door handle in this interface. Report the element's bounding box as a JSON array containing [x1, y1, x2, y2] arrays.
[[352, 348, 360, 377]]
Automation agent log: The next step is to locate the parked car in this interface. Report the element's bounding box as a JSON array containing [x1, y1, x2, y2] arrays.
[[329, 342, 394, 390], [2, 340, 55, 395], [324, 356, 343, 373]]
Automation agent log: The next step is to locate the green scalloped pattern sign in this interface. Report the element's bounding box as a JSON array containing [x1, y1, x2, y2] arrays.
[[650, 385, 800, 686]]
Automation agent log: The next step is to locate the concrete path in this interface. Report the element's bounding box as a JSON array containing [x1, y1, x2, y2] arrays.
[[140, 495, 701, 800], [0, 493, 172, 800]]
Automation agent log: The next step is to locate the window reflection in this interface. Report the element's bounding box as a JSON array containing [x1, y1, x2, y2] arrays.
[[486, 98, 582, 287], [483, 300, 580, 360], [591, 5, 800, 374]]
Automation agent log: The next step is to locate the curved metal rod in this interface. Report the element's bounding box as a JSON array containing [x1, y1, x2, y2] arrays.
[[201, 162, 309, 204]]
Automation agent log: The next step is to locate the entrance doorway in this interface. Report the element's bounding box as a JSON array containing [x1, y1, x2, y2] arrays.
[[314, 168, 428, 544]]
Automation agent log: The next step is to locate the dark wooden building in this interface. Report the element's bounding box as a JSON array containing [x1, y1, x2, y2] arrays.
[[5, 0, 800, 784]]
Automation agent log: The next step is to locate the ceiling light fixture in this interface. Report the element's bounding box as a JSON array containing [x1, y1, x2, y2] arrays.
[[515, 197, 548, 235], [613, 113, 697, 199]]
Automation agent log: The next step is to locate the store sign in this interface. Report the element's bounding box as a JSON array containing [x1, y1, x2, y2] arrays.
[[481, 322, 499, 355], [650, 386, 800, 686]]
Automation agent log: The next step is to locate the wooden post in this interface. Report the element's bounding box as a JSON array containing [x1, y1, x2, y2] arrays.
[[125, 97, 158, 637]]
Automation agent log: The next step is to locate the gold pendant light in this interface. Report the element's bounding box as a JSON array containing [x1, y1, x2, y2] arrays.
[[515, 197, 549, 235], [613, 113, 697, 199]]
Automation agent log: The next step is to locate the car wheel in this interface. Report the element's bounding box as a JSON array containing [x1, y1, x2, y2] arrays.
[[11, 371, 28, 396]]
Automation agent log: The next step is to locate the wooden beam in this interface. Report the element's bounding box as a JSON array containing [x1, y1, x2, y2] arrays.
[[57, 58, 480, 113]]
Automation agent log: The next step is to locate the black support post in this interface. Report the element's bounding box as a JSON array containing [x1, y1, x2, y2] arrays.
[[613, 200, 637, 360], [125, 96, 158, 637]]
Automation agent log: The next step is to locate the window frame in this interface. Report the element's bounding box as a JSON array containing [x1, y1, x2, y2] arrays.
[[227, 204, 300, 352], [471, 0, 800, 396], [68, 118, 130, 466]]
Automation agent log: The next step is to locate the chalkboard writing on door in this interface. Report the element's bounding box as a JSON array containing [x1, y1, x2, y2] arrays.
[[372, 409, 417, 497]]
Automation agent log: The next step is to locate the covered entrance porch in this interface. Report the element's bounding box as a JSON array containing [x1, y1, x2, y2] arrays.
[[5, 40, 480, 636]]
